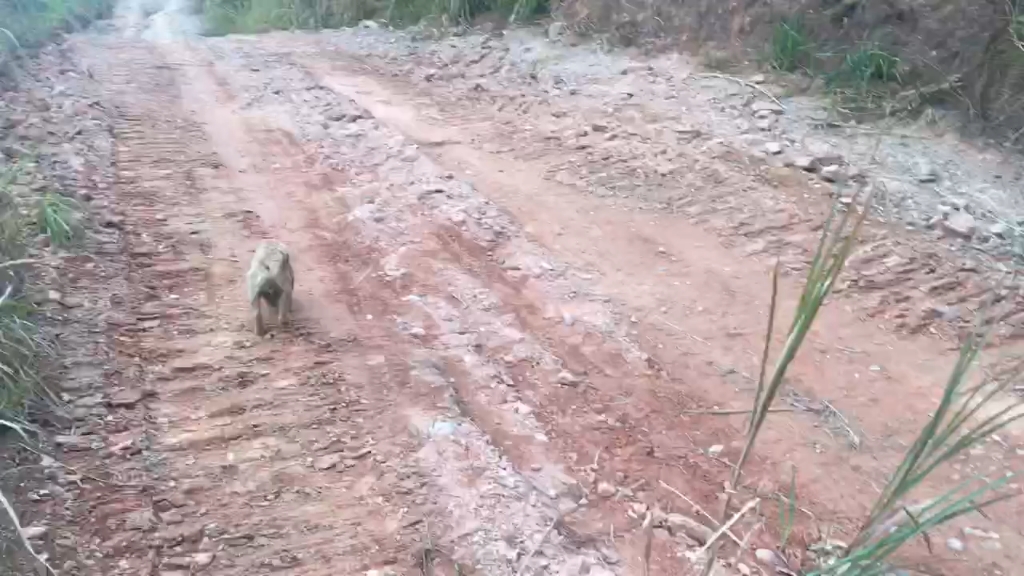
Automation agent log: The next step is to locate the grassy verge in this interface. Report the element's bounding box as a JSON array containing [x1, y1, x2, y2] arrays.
[[0, 0, 114, 52], [711, 191, 1023, 575], [766, 19, 912, 120], [0, 158, 85, 573], [195, 0, 549, 35]]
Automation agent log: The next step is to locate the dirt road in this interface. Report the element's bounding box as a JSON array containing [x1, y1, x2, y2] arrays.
[[7, 2, 1024, 575]]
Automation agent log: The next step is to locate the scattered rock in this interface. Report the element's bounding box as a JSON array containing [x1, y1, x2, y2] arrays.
[[820, 164, 844, 182], [792, 156, 818, 172], [946, 537, 965, 552], [941, 211, 977, 239], [764, 142, 783, 155], [99, 212, 124, 229], [312, 452, 344, 471], [125, 509, 157, 531], [917, 161, 939, 183], [751, 101, 783, 116], [707, 444, 724, 457], [163, 552, 215, 571], [596, 481, 616, 498], [926, 305, 960, 322], [988, 222, 1009, 238], [108, 388, 148, 407], [963, 527, 1000, 540], [547, 21, 565, 40], [754, 117, 776, 131], [21, 525, 47, 540], [357, 20, 379, 29], [665, 513, 714, 543], [556, 370, 582, 386], [749, 74, 766, 84]]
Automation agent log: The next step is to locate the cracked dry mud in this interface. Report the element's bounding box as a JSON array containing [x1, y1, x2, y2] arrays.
[[6, 2, 1024, 576]]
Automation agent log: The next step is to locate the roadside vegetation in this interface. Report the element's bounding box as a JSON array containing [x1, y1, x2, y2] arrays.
[[0, 0, 101, 563], [0, 0, 114, 53], [194, 0, 549, 35], [686, 190, 1023, 575]]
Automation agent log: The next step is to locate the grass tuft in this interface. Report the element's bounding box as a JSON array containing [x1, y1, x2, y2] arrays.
[[36, 192, 82, 247], [719, 186, 1023, 574], [769, 17, 811, 73]]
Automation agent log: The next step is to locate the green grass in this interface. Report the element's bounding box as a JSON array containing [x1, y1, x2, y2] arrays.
[[0, 165, 64, 424], [0, 0, 114, 53], [196, 0, 548, 35], [714, 190, 1023, 575], [769, 17, 811, 73], [36, 192, 83, 247], [0, 160, 72, 573]]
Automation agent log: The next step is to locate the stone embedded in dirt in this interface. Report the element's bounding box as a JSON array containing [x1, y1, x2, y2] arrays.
[[313, 453, 345, 471], [21, 525, 47, 540], [547, 22, 565, 40], [163, 552, 215, 570], [754, 548, 786, 568], [556, 370, 582, 386], [125, 509, 157, 531], [665, 513, 714, 543], [755, 117, 776, 131], [941, 211, 977, 239], [596, 481, 616, 498], [73, 394, 105, 408], [963, 527, 1000, 540], [598, 545, 621, 565], [946, 537, 966, 552], [927, 305, 960, 322], [358, 20, 379, 29], [167, 358, 214, 374], [751, 101, 783, 116], [707, 444, 724, 457], [791, 156, 819, 172], [161, 510, 185, 525], [819, 165, 844, 183], [989, 222, 1009, 238], [108, 388, 149, 408], [750, 74, 767, 84], [54, 434, 98, 451], [99, 212, 125, 229], [763, 142, 783, 155], [917, 161, 939, 183]]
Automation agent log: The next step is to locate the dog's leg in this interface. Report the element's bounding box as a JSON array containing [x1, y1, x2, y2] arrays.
[[278, 288, 292, 327], [251, 295, 266, 337]]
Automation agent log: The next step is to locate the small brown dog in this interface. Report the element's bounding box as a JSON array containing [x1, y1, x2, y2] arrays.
[[246, 240, 294, 336]]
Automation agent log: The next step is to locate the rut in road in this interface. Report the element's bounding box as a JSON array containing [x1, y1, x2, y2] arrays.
[[66, 29, 631, 576], [24, 4, 1024, 576]]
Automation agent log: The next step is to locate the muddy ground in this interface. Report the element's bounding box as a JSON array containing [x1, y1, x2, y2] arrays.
[[3, 2, 1024, 576]]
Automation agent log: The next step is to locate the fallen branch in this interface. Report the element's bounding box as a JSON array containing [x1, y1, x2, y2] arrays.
[[659, 480, 742, 545], [697, 497, 761, 555], [694, 73, 786, 110], [0, 488, 54, 575]]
